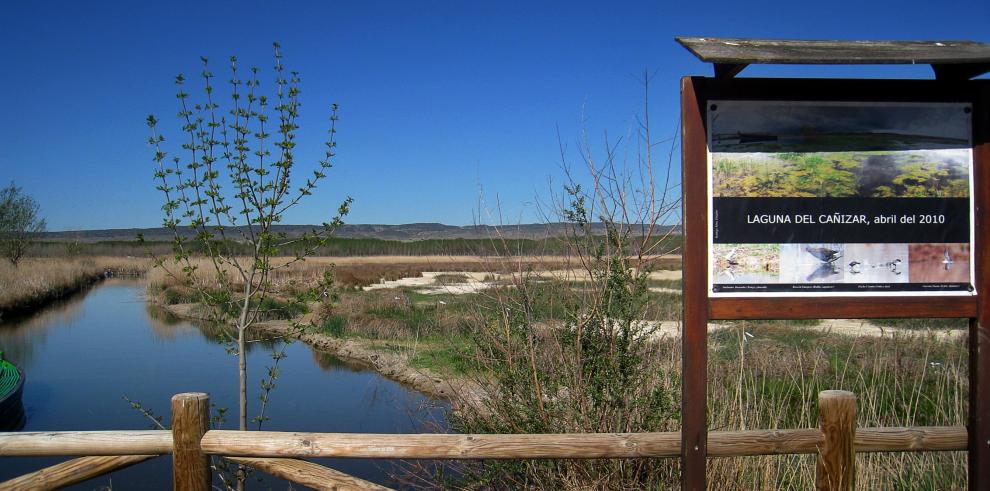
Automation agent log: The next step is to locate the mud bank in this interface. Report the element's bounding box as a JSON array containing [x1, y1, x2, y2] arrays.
[[161, 302, 483, 407]]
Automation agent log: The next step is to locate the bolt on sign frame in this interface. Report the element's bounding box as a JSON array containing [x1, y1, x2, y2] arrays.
[[680, 77, 990, 490]]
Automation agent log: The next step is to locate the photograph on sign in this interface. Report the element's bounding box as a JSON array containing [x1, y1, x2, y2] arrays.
[[707, 100, 974, 296]]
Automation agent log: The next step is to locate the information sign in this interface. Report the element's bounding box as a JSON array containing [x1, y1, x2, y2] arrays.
[[707, 100, 975, 296]]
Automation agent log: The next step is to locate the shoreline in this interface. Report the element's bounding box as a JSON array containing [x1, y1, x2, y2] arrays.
[[0, 258, 149, 321], [159, 302, 483, 407], [0, 273, 107, 321]]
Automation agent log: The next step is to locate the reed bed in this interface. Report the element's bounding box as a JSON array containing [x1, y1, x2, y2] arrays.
[[145, 255, 603, 291], [706, 324, 967, 489], [0, 257, 149, 315]]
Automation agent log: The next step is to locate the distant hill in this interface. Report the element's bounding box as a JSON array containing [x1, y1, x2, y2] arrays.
[[40, 223, 680, 243]]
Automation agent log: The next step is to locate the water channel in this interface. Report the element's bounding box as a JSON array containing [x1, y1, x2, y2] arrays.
[[0, 279, 450, 489]]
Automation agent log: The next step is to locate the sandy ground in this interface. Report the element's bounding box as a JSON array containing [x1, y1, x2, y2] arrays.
[[364, 272, 497, 295], [645, 318, 965, 340], [363, 269, 957, 341], [365, 268, 682, 295], [326, 255, 675, 266]]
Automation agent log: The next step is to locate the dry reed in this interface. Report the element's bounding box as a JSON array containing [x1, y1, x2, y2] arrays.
[[0, 257, 149, 314]]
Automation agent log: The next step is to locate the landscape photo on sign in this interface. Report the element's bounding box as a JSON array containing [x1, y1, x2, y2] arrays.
[[707, 100, 974, 295]]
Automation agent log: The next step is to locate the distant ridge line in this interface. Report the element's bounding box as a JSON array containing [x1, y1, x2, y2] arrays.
[[40, 223, 680, 243]]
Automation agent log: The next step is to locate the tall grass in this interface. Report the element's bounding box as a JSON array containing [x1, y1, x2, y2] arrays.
[[0, 257, 149, 315], [145, 255, 634, 290], [707, 324, 967, 489], [447, 303, 967, 489]]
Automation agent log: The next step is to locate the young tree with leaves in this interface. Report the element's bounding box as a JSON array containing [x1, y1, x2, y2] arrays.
[[146, 43, 351, 489]]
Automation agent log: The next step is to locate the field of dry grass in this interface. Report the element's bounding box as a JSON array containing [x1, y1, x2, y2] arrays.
[[146, 254, 681, 291], [0, 257, 149, 315]]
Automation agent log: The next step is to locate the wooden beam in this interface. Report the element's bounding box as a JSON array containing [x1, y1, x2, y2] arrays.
[[680, 76, 710, 490], [227, 457, 393, 491], [0, 455, 157, 491], [710, 296, 978, 320], [204, 431, 683, 459], [676, 37, 990, 66], [970, 80, 990, 491], [853, 426, 967, 453], [714, 63, 748, 79], [0, 431, 172, 456], [199, 426, 966, 459]]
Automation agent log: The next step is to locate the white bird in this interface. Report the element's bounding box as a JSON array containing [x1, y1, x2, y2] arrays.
[[943, 249, 954, 271]]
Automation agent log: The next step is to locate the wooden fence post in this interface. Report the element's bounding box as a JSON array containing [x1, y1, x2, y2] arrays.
[[172, 392, 211, 491], [816, 390, 856, 491]]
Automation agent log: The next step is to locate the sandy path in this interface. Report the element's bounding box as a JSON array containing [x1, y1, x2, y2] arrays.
[[646, 319, 965, 340]]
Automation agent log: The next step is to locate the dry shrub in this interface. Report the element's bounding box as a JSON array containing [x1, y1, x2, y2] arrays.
[[448, 271, 682, 489]]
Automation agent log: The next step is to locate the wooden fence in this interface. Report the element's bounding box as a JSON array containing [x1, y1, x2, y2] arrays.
[[0, 391, 968, 490]]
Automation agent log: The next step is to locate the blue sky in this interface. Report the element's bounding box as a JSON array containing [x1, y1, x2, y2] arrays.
[[1, 0, 988, 231]]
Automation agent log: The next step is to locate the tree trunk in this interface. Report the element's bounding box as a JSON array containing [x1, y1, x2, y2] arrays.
[[236, 280, 251, 491]]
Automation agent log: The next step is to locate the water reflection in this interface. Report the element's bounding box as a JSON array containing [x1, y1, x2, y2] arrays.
[[0, 284, 92, 366], [312, 349, 375, 373], [0, 280, 449, 489], [145, 304, 282, 353]]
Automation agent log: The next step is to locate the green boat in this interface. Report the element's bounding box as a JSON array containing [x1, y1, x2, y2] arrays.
[[0, 354, 25, 431]]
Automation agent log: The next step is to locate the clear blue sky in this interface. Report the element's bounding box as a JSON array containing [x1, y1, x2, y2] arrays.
[[2, 0, 988, 231]]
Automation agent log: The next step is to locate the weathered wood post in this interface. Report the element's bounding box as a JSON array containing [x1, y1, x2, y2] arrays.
[[816, 390, 856, 491], [172, 392, 211, 491]]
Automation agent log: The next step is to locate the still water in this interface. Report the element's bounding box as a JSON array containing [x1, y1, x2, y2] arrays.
[[0, 280, 449, 489]]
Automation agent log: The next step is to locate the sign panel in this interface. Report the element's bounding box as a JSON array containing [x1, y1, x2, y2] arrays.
[[707, 100, 975, 296]]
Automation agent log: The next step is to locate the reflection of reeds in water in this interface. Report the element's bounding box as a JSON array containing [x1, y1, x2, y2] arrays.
[[311, 350, 374, 373], [144, 303, 276, 353], [0, 288, 90, 366]]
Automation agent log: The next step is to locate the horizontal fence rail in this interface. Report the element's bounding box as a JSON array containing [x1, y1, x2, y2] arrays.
[[0, 455, 157, 490], [203, 426, 967, 459], [0, 426, 966, 459], [0, 392, 971, 491], [0, 431, 172, 456], [227, 457, 392, 491]]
